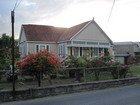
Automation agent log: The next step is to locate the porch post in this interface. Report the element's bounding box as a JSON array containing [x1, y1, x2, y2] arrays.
[[78, 47, 80, 57], [98, 48, 99, 56]]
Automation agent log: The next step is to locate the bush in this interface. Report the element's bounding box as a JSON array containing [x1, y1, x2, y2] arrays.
[[64, 56, 87, 81], [127, 55, 140, 65], [16, 50, 60, 87], [63, 56, 129, 81]]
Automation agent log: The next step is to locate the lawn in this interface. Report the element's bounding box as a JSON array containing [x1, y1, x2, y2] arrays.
[[129, 65, 140, 76]]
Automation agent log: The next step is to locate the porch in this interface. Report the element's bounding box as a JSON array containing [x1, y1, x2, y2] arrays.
[[67, 47, 109, 57], [59, 40, 113, 58]]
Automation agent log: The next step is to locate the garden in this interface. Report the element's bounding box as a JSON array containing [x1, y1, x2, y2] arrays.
[[0, 49, 140, 91]]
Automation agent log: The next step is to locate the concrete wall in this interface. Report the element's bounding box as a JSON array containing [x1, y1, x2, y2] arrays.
[[0, 77, 140, 103]]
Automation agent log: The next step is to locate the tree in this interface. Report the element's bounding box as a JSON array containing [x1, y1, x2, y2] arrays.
[[16, 50, 60, 87], [0, 34, 12, 70], [0, 34, 19, 78]]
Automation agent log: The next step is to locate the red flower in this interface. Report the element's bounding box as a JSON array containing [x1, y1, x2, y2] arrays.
[[16, 49, 60, 73]]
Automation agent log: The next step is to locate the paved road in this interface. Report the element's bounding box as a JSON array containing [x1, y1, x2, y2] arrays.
[[1, 84, 140, 105]]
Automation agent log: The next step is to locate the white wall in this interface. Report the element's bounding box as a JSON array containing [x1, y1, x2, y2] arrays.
[[19, 29, 26, 43], [27, 41, 58, 55], [73, 22, 110, 42], [19, 29, 27, 57]]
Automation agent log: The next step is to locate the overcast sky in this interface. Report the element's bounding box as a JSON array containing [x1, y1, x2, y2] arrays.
[[0, 0, 140, 42]]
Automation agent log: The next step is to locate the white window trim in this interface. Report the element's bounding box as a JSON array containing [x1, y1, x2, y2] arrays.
[[35, 44, 50, 52], [58, 43, 67, 58], [26, 43, 28, 55]]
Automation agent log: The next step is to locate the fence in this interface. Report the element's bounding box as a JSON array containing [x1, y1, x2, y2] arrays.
[[59, 66, 129, 82], [0, 65, 130, 91]]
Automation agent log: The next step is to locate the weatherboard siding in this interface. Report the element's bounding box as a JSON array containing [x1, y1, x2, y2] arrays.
[[73, 22, 109, 42], [19, 29, 27, 43], [27, 42, 58, 54]]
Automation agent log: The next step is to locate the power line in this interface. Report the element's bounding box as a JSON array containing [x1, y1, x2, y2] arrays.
[[13, 0, 19, 11], [13, 0, 22, 11], [108, 0, 116, 22]]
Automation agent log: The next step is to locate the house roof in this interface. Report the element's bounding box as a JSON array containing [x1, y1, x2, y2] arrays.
[[21, 20, 112, 44], [59, 21, 90, 41], [22, 24, 67, 42], [114, 42, 135, 45]]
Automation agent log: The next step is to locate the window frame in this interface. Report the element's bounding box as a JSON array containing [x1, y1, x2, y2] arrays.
[[35, 44, 50, 52]]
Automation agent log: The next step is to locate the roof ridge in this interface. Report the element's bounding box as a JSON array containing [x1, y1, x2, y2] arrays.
[[22, 24, 69, 29]]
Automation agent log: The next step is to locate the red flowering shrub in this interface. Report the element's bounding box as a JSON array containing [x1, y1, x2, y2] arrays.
[[88, 56, 112, 68], [16, 50, 59, 86], [127, 55, 140, 65], [86, 56, 129, 79]]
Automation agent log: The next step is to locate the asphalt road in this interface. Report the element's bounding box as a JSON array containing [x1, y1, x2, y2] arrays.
[[1, 84, 140, 105]]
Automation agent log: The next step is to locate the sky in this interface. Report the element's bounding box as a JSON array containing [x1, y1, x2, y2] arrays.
[[0, 0, 140, 42]]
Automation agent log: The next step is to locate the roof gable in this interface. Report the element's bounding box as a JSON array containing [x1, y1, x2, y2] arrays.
[[71, 20, 113, 44]]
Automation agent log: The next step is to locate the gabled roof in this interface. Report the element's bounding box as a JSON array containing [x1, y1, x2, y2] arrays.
[[22, 24, 67, 42], [59, 21, 90, 41], [21, 20, 113, 44]]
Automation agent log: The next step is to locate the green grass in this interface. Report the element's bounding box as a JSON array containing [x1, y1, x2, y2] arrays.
[[129, 65, 140, 75], [83, 71, 113, 82]]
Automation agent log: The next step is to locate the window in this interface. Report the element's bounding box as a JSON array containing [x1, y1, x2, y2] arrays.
[[87, 42, 98, 45], [36, 44, 49, 52], [67, 41, 71, 45], [73, 41, 85, 44], [36, 45, 39, 52], [59, 44, 65, 57], [46, 45, 49, 51], [70, 47, 72, 56], [93, 48, 98, 56], [99, 42, 109, 46], [40, 45, 46, 51], [99, 48, 104, 56], [74, 47, 79, 56]]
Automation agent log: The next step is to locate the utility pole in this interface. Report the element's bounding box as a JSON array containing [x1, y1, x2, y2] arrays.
[[11, 10, 15, 99], [11, 0, 22, 99]]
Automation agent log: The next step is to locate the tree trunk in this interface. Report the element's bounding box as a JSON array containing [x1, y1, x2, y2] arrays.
[[36, 72, 41, 87], [48, 75, 52, 85], [75, 69, 81, 82], [95, 70, 100, 81]]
